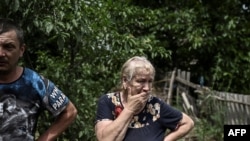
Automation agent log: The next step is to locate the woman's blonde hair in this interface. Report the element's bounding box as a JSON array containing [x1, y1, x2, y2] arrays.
[[121, 56, 155, 82]]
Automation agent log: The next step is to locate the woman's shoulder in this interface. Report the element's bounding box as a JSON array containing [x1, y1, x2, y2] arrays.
[[99, 92, 118, 98], [98, 92, 120, 103]]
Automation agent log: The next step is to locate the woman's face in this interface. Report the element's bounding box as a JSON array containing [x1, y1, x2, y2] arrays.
[[127, 68, 153, 95]]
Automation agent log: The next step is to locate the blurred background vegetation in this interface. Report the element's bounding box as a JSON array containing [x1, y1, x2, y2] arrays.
[[1, 0, 249, 140]]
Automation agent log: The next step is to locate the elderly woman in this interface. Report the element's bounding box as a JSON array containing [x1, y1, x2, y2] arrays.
[[95, 56, 194, 141]]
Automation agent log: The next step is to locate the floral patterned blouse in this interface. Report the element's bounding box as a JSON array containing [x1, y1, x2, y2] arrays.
[[95, 92, 182, 141]]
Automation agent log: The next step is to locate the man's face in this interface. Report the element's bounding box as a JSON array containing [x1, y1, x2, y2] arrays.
[[128, 68, 154, 95], [0, 30, 25, 74]]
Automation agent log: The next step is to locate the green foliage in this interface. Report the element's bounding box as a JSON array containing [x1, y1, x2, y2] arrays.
[[195, 93, 225, 141], [195, 92, 226, 141]]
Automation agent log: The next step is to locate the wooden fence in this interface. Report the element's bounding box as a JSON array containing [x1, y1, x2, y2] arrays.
[[156, 69, 250, 125], [214, 91, 250, 125]]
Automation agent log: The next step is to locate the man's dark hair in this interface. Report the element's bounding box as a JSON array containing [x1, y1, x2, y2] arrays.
[[0, 18, 24, 46]]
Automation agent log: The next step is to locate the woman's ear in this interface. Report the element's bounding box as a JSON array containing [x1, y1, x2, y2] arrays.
[[122, 75, 129, 82], [122, 76, 127, 89]]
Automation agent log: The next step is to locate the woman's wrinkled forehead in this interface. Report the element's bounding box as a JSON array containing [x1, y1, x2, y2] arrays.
[[133, 67, 154, 78]]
